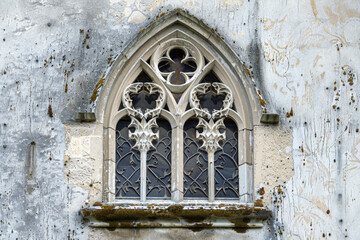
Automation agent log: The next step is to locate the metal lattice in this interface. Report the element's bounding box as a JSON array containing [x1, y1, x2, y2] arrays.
[[214, 120, 239, 199], [115, 119, 141, 199], [183, 119, 208, 199], [115, 118, 172, 200], [115, 67, 240, 201], [146, 120, 172, 199]]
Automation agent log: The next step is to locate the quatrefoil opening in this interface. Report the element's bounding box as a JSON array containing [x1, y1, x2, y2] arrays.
[[122, 83, 166, 119], [151, 39, 204, 93]]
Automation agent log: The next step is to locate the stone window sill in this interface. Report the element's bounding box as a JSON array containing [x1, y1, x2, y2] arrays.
[[81, 203, 271, 231]]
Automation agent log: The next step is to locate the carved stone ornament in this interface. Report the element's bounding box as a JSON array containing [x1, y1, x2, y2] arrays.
[[189, 83, 234, 120], [122, 82, 166, 119], [128, 118, 159, 152], [151, 39, 204, 93], [196, 118, 226, 153]]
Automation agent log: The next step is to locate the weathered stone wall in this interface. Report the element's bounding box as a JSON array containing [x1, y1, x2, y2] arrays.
[[1, 0, 359, 239]]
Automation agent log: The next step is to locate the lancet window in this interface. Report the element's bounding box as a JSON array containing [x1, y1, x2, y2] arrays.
[[110, 38, 248, 203]]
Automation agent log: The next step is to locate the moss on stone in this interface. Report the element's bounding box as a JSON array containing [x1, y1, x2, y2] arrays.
[[167, 204, 183, 213], [188, 223, 213, 232], [82, 204, 270, 223]]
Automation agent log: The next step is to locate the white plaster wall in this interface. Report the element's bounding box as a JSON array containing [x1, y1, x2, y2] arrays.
[[0, 0, 359, 239]]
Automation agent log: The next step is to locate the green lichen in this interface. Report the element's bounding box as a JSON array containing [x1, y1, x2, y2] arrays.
[[167, 204, 183, 213], [179, 208, 211, 223], [119, 221, 133, 228], [230, 218, 252, 233], [81, 204, 271, 234], [82, 205, 270, 223]]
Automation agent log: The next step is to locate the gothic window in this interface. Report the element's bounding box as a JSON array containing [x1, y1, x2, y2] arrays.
[[107, 37, 251, 204], [102, 14, 258, 204]]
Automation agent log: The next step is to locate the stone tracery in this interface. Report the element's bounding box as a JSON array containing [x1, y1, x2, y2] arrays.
[[113, 36, 245, 202], [151, 39, 204, 93]]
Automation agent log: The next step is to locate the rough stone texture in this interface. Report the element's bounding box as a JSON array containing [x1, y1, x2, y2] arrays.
[[1, 0, 360, 239], [254, 125, 293, 205], [64, 123, 103, 205]]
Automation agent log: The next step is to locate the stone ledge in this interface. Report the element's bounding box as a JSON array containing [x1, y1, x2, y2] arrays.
[[75, 112, 96, 122], [260, 114, 280, 124], [81, 204, 271, 231]]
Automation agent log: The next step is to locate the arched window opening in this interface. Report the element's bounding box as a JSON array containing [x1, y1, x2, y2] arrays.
[[102, 13, 259, 204]]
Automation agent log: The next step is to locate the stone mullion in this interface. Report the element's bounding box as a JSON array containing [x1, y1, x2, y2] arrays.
[[171, 124, 183, 202], [140, 150, 147, 202], [128, 117, 159, 202], [207, 151, 215, 202], [196, 118, 226, 202]]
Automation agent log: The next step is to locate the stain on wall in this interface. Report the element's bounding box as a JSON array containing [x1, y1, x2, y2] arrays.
[[1, 0, 360, 239]]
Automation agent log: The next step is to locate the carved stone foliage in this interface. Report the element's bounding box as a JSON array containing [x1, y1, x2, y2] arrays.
[[190, 82, 233, 153], [129, 118, 159, 152], [196, 118, 226, 153]]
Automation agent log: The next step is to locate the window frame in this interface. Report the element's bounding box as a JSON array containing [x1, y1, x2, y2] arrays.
[[100, 11, 261, 205]]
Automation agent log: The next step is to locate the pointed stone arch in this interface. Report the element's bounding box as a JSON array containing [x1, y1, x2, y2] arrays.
[[97, 10, 261, 127], [97, 10, 262, 202]]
